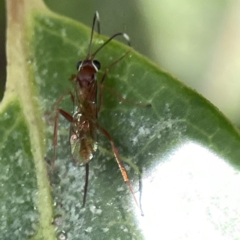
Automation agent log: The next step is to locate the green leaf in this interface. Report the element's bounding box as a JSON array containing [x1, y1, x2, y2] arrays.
[[2, 0, 240, 239]]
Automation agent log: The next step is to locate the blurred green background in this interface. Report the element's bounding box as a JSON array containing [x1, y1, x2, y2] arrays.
[[1, 0, 240, 125]]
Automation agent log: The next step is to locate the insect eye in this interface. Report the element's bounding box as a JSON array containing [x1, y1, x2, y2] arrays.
[[76, 61, 82, 70], [93, 60, 101, 70]]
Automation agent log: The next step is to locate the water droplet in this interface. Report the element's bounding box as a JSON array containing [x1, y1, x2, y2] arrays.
[[53, 215, 63, 226], [58, 231, 67, 240]]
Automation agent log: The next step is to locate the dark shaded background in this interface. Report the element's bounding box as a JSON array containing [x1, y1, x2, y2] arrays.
[[1, 1, 240, 124]]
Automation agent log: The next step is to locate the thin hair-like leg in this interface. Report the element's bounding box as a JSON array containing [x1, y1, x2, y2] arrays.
[[52, 90, 74, 173], [97, 123, 144, 216], [82, 163, 89, 207]]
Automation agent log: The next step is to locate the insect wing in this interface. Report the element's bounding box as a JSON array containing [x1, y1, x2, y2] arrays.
[[69, 131, 82, 164]]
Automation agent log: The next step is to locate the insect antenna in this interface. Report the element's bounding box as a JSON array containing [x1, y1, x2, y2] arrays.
[[91, 32, 131, 59], [87, 11, 101, 59]]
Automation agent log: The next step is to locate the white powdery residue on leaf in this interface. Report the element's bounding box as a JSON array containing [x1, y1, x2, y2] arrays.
[[41, 68, 48, 76], [16, 150, 23, 166], [3, 112, 10, 120], [36, 25, 43, 33], [165, 120, 173, 130], [43, 17, 54, 27], [96, 208, 102, 215], [35, 26, 44, 43], [138, 126, 150, 136], [151, 101, 186, 140], [10, 207, 17, 214], [102, 227, 109, 233], [14, 194, 25, 204], [53, 72, 58, 78], [165, 102, 170, 112], [120, 225, 129, 233], [117, 186, 124, 192], [108, 56, 113, 62], [98, 38, 105, 45], [87, 187, 96, 199], [70, 205, 81, 223], [77, 49, 82, 56], [11, 131, 20, 141], [89, 204, 97, 214], [35, 75, 45, 87], [125, 164, 130, 172], [130, 108, 136, 116], [61, 28, 67, 37], [130, 120, 135, 127], [85, 227, 92, 233], [27, 210, 39, 224], [132, 136, 138, 146]]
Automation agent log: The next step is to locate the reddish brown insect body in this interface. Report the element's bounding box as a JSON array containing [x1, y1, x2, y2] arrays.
[[53, 12, 144, 215]]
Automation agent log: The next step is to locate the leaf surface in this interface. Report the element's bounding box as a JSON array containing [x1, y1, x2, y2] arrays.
[[2, 1, 240, 239]]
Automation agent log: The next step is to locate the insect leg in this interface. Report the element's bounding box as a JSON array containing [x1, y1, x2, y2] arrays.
[[82, 163, 89, 207], [97, 123, 144, 216], [97, 49, 131, 113], [52, 91, 74, 173], [102, 84, 151, 108]]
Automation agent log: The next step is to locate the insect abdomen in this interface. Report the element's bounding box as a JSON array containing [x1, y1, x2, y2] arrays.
[[70, 114, 97, 165]]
